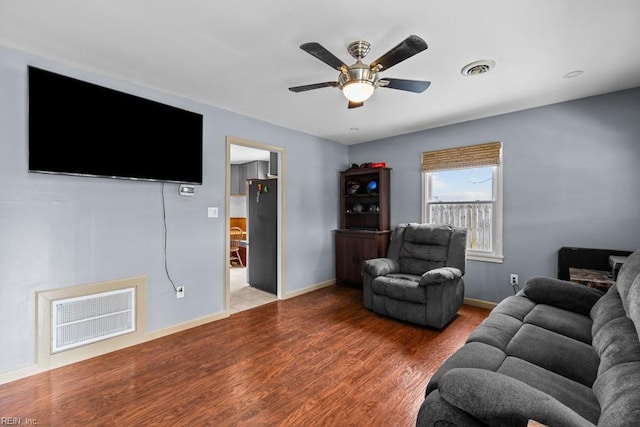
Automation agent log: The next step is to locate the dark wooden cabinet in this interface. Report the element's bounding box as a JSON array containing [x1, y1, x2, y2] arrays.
[[335, 230, 391, 285], [335, 167, 391, 286]]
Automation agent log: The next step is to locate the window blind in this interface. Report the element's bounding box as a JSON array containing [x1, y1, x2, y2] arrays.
[[421, 141, 502, 172]]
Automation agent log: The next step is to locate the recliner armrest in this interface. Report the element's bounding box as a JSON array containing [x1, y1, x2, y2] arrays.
[[523, 276, 604, 316], [362, 258, 399, 278], [419, 267, 462, 286], [438, 368, 595, 427]]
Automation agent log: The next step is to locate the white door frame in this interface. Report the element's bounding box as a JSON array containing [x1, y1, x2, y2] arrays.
[[225, 136, 285, 312]]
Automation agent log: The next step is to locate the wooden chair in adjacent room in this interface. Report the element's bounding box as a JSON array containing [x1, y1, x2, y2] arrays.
[[230, 227, 244, 267]]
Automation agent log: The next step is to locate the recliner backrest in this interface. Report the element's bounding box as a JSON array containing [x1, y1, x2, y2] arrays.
[[388, 223, 467, 276]]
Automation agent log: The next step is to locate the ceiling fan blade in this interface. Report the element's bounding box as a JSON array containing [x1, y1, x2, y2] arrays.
[[348, 101, 364, 109], [289, 82, 339, 93], [380, 78, 431, 93], [300, 42, 347, 71], [370, 35, 428, 72]]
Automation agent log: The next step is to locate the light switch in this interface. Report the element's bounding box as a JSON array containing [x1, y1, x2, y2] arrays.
[[207, 207, 218, 218]]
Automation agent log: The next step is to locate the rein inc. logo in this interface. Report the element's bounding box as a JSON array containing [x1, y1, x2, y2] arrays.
[[0, 417, 38, 425]]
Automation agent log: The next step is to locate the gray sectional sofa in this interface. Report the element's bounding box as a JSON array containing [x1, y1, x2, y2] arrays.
[[417, 248, 640, 427]]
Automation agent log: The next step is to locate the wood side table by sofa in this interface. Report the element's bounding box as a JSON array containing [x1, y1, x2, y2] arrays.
[[569, 267, 615, 292]]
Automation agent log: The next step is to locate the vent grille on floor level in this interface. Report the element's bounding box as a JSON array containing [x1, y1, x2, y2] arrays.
[[51, 287, 136, 354]]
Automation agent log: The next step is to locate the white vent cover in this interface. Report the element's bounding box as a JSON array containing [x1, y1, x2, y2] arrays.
[[461, 59, 496, 76], [51, 288, 136, 354]]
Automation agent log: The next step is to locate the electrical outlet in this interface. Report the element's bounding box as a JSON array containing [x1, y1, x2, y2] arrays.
[[510, 274, 519, 286], [176, 286, 185, 299]]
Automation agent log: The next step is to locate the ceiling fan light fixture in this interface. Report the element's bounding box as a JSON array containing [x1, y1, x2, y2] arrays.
[[339, 62, 378, 102], [342, 81, 375, 102]]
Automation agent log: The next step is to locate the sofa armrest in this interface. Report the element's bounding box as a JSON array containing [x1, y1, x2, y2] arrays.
[[419, 267, 462, 286], [523, 276, 604, 316], [362, 258, 399, 278], [438, 368, 595, 427]]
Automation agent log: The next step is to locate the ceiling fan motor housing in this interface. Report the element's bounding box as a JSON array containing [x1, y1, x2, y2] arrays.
[[347, 40, 371, 60], [338, 61, 380, 90]]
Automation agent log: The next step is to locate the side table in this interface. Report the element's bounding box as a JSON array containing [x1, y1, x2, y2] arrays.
[[569, 267, 614, 292]]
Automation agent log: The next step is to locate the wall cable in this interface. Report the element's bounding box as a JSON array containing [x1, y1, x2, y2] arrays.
[[161, 182, 179, 292], [511, 282, 521, 294]]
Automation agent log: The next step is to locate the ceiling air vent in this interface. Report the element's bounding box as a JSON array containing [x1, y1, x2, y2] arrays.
[[461, 59, 496, 76]]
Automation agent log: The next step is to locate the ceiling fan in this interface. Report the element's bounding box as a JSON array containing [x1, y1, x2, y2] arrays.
[[288, 35, 430, 109]]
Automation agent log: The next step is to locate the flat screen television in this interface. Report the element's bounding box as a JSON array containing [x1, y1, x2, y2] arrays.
[[28, 66, 203, 184]]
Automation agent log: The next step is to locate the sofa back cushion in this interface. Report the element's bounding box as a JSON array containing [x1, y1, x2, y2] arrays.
[[591, 282, 640, 425], [591, 288, 626, 337], [627, 274, 640, 339], [593, 361, 640, 426], [396, 223, 466, 275], [615, 249, 640, 320]]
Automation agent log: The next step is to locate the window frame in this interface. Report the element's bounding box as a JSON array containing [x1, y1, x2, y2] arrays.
[[421, 162, 503, 263]]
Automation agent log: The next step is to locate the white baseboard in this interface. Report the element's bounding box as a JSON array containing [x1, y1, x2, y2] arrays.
[[0, 364, 45, 385], [284, 279, 336, 299], [464, 297, 497, 310], [144, 311, 229, 341]]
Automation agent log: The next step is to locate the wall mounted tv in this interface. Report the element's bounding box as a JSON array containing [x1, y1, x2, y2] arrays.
[[28, 66, 203, 184]]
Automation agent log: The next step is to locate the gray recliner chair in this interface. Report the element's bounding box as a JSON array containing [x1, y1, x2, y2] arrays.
[[362, 223, 467, 329]]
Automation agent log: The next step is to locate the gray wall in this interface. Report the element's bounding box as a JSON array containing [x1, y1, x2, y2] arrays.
[[349, 88, 640, 303], [0, 46, 347, 374]]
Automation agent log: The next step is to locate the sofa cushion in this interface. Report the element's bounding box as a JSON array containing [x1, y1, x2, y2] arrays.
[[615, 249, 640, 314], [418, 390, 485, 427], [399, 243, 447, 275], [524, 304, 593, 345], [420, 267, 461, 285], [398, 223, 452, 275], [506, 324, 599, 386], [361, 257, 399, 278], [496, 357, 600, 424], [592, 315, 640, 376], [524, 276, 604, 316], [404, 223, 452, 245], [438, 368, 595, 427], [593, 361, 640, 426], [371, 274, 424, 303], [626, 274, 640, 339], [467, 312, 523, 353], [426, 341, 507, 394], [490, 295, 536, 322], [591, 287, 627, 337]]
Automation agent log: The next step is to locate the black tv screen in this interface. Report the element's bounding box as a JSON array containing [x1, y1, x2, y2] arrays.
[[28, 66, 203, 184]]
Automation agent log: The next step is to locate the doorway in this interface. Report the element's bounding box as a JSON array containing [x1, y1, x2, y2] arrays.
[[226, 136, 285, 314]]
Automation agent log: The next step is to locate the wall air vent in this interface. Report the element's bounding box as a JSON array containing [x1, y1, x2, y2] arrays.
[[51, 288, 136, 353]]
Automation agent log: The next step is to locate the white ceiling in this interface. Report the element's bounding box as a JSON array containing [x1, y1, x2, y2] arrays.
[[230, 145, 270, 165], [1, 1, 639, 145]]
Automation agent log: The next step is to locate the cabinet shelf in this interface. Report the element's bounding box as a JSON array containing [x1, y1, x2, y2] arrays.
[[345, 212, 380, 215]]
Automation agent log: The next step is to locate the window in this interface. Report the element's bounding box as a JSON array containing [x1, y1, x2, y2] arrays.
[[421, 142, 503, 263]]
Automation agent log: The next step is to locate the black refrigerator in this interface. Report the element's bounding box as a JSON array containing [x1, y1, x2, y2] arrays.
[[247, 178, 277, 295]]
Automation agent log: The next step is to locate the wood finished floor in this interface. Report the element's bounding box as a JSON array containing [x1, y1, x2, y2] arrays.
[[0, 285, 489, 426]]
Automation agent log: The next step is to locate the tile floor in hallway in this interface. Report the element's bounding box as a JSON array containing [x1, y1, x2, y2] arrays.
[[230, 266, 277, 313]]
